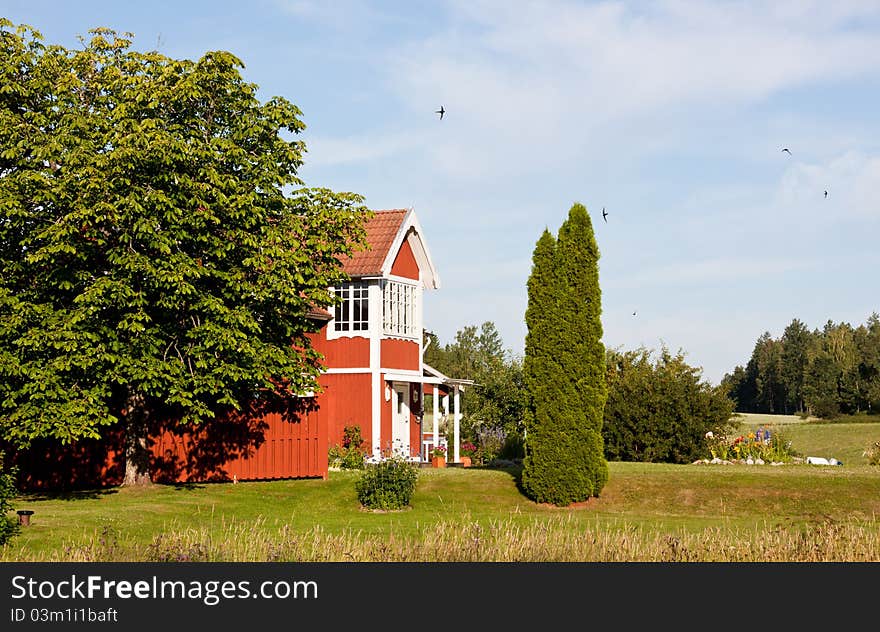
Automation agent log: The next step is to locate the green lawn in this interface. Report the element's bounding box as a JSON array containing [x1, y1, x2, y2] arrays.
[[3, 416, 880, 561]]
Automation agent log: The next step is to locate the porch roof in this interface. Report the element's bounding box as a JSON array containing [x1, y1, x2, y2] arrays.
[[383, 370, 442, 385], [382, 365, 474, 388], [422, 363, 475, 388]]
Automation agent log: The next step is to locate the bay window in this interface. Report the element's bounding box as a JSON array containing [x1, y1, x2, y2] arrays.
[[383, 280, 418, 338]]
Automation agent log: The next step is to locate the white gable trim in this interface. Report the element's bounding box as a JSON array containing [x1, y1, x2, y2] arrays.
[[380, 208, 440, 290]]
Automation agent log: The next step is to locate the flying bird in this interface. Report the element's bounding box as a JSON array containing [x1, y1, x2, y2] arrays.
[[824, 190, 828, 198], [632, 311, 637, 316], [782, 148, 792, 155], [436, 106, 445, 120], [602, 207, 608, 222]]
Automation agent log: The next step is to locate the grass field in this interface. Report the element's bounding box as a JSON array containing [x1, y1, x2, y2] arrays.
[[2, 415, 880, 561], [733, 412, 812, 425]]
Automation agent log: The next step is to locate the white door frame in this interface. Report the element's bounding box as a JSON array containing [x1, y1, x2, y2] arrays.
[[391, 383, 410, 457]]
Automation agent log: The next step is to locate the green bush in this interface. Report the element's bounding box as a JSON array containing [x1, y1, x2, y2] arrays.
[[355, 457, 418, 510], [0, 451, 20, 545], [341, 448, 365, 470], [328, 425, 367, 470], [328, 444, 344, 469], [498, 433, 525, 460], [603, 346, 736, 464], [475, 428, 504, 463]]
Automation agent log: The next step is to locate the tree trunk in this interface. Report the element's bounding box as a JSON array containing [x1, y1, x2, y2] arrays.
[[122, 391, 152, 486]]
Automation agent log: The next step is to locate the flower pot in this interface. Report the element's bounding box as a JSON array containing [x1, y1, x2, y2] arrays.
[[431, 456, 446, 468], [460, 456, 472, 468]]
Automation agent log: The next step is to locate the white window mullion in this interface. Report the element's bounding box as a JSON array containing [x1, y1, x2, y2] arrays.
[[410, 284, 415, 336], [381, 280, 420, 339], [397, 283, 402, 335], [331, 282, 370, 337]]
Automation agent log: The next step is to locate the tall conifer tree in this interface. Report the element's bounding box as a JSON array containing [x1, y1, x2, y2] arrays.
[[522, 203, 608, 505]]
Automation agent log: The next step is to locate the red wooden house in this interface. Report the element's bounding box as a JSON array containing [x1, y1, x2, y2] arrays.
[[10, 208, 471, 489], [311, 208, 471, 465]]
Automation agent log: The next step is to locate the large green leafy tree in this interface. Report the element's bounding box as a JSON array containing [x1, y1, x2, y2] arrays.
[[425, 322, 505, 382], [522, 203, 608, 506], [0, 22, 368, 485], [603, 346, 735, 463], [424, 321, 527, 449]]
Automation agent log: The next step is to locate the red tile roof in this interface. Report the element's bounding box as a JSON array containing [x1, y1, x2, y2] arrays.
[[342, 209, 409, 276], [306, 305, 333, 321]]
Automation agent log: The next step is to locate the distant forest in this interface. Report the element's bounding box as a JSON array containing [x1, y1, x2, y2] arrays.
[[722, 313, 880, 418]]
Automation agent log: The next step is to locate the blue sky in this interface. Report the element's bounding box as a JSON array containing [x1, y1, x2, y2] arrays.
[[4, 1, 880, 385]]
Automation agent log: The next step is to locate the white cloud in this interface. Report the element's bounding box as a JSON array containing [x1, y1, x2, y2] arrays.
[[379, 0, 880, 178], [289, 1, 880, 192]]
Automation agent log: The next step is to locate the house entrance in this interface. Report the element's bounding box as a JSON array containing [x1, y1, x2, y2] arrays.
[[391, 383, 411, 457]]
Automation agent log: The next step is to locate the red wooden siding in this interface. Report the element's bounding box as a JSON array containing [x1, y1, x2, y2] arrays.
[[381, 338, 419, 370], [320, 372, 373, 449], [9, 398, 328, 490], [150, 404, 326, 483], [8, 432, 126, 491], [308, 330, 370, 368], [390, 238, 419, 280]]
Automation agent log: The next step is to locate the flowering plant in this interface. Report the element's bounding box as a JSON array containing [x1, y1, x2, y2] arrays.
[[431, 445, 447, 458], [705, 426, 796, 463], [704, 430, 730, 460], [460, 442, 477, 457]]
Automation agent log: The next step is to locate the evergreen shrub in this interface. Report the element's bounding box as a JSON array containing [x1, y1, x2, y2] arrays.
[[522, 204, 608, 505]]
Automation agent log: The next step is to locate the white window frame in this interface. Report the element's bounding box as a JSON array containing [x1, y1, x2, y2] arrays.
[[382, 279, 419, 339], [329, 282, 370, 337]]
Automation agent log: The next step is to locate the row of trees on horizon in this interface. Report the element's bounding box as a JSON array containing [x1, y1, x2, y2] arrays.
[[431, 311, 880, 427], [722, 314, 880, 419]]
